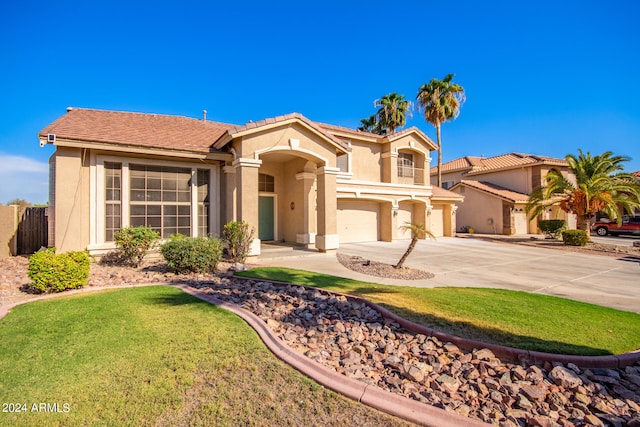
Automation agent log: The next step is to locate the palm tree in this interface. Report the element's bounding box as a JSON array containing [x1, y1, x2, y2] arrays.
[[416, 74, 465, 187], [374, 93, 413, 135], [358, 114, 380, 134], [526, 150, 640, 237], [394, 222, 435, 269]]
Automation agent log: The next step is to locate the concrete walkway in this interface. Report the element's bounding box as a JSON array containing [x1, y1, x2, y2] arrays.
[[257, 237, 640, 314]]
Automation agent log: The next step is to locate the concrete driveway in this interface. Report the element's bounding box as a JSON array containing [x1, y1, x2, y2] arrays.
[[259, 237, 640, 314]]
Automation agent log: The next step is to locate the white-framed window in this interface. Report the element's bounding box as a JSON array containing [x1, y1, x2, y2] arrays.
[[442, 180, 454, 190], [93, 156, 218, 246], [397, 152, 415, 177]]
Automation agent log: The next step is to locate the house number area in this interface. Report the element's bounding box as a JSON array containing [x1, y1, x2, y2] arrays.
[[2, 402, 71, 413]]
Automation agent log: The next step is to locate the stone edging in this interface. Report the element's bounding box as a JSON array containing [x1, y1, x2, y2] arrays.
[[2, 281, 639, 426]]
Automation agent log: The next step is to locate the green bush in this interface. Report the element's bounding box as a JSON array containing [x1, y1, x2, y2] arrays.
[[562, 230, 589, 246], [160, 236, 224, 274], [223, 220, 255, 263], [28, 248, 90, 293], [538, 219, 566, 239], [114, 226, 160, 267]]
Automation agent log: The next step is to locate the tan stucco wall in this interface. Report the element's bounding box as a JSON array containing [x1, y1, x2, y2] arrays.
[[432, 170, 467, 187], [236, 124, 338, 167], [0, 205, 19, 259], [469, 168, 532, 194], [53, 148, 91, 252], [453, 187, 504, 234], [349, 140, 382, 181]]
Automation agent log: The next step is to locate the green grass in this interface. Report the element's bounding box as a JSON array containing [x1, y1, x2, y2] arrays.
[[236, 267, 640, 356], [0, 286, 410, 427]]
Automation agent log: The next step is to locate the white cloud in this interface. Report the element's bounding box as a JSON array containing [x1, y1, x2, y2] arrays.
[[0, 154, 49, 204]]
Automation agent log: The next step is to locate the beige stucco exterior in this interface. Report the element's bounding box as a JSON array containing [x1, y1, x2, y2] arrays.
[[40, 109, 463, 256]]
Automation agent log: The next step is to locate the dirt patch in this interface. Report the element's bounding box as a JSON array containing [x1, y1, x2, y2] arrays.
[[336, 253, 434, 280]]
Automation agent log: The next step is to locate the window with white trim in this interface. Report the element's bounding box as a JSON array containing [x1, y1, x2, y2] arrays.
[[102, 162, 213, 241], [397, 152, 414, 177]]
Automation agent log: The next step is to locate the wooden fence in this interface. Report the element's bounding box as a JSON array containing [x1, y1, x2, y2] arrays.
[[17, 207, 48, 255]]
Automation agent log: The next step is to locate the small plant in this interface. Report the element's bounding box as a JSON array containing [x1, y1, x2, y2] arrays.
[[394, 222, 435, 269], [538, 219, 566, 239], [28, 248, 90, 292], [562, 230, 589, 246], [114, 226, 160, 267], [223, 221, 255, 263], [160, 236, 224, 274]]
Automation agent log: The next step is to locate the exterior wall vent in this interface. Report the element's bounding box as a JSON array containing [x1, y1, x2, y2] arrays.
[[47, 134, 56, 143]]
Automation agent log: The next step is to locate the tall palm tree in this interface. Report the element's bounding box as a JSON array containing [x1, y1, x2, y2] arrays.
[[374, 93, 412, 135], [394, 222, 435, 269], [358, 114, 380, 134], [416, 74, 465, 187], [526, 150, 640, 237]]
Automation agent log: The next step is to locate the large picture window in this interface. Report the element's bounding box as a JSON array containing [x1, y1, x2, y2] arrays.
[[101, 161, 214, 242], [105, 162, 122, 242]]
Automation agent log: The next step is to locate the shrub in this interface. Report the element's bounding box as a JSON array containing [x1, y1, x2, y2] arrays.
[[562, 230, 589, 246], [114, 226, 160, 267], [538, 219, 566, 239], [28, 248, 90, 293], [223, 221, 255, 263], [160, 236, 224, 274]]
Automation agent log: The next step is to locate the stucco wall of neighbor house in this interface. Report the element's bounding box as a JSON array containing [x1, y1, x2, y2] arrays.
[[349, 140, 382, 182], [0, 205, 19, 259], [53, 147, 91, 253], [469, 168, 533, 195], [454, 187, 504, 234], [431, 169, 467, 187]]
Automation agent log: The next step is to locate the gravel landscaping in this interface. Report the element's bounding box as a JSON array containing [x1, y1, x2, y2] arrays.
[[2, 255, 640, 426]]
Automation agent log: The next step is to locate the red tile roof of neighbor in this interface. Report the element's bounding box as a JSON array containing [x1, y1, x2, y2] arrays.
[[455, 180, 530, 203], [431, 153, 568, 175], [430, 185, 464, 200], [39, 108, 236, 153]]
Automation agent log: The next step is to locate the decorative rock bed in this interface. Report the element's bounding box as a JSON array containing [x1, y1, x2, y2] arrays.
[[189, 277, 640, 427]]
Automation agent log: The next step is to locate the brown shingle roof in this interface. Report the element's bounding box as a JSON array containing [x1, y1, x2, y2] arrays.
[[431, 153, 568, 175], [39, 108, 235, 153], [453, 180, 529, 203]]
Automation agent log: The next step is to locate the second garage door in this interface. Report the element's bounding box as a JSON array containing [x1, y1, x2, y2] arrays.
[[337, 200, 379, 243]]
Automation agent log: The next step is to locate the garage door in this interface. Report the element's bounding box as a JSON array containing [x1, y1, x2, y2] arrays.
[[337, 200, 379, 243], [396, 202, 413, 238], [429, 205, 444, 237]]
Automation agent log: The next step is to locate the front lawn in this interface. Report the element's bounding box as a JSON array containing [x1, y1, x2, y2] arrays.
[[236, 267, 640, 356], [0, 286, 408, 426]]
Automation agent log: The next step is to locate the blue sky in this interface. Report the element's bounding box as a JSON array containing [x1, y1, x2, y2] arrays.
[[1, 0, 639, 204]]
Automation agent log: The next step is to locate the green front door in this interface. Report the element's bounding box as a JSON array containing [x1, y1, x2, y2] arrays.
[[258, 196, 274, 241]]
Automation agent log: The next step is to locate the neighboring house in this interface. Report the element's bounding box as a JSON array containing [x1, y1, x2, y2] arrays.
[[39, 108, 462, 256], [430, 153, 576, 235]]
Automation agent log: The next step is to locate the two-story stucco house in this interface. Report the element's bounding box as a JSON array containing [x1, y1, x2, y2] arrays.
[[39, 108, 462, 256], [430, 153, 577, 235]]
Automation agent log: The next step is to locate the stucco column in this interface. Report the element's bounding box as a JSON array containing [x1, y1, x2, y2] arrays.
[[381, 151, 398, 183], [380, 202, 393, 242], [295, 171, 316, 246], [315, 166, 340, 252], [234, 158, 262, 256], [222, 165, 236, 225]]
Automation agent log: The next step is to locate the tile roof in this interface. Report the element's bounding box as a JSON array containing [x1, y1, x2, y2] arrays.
[[430, 185, 464, 200], [39, 108, 235, 153], [632, 171, 640, 179], [454, 180, 529, 203], [431, 153, 568, 175]]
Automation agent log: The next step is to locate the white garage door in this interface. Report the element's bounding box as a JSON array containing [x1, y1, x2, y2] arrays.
[[396, 202, 413, 238], [513, 211, 528, 235], [429, 205, 444, 237], [337, 200, 379, 243]]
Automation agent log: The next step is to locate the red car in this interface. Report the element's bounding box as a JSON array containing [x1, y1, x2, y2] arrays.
[[592, 215, 640, 236]]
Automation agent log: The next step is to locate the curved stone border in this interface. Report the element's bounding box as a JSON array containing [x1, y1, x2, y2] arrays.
[[2, 280, 639, 426], [178, 284, 489, 427], [254, 278, 640, 369]]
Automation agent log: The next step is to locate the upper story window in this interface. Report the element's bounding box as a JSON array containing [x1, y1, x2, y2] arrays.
[[259, 173, 275, 192], [442, 180, 454, 190], [336, 153, 349, 173], [397, 152, 415, 177]]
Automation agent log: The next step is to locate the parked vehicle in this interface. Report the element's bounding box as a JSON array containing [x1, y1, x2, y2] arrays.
[[592, 215, 640, 236]]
